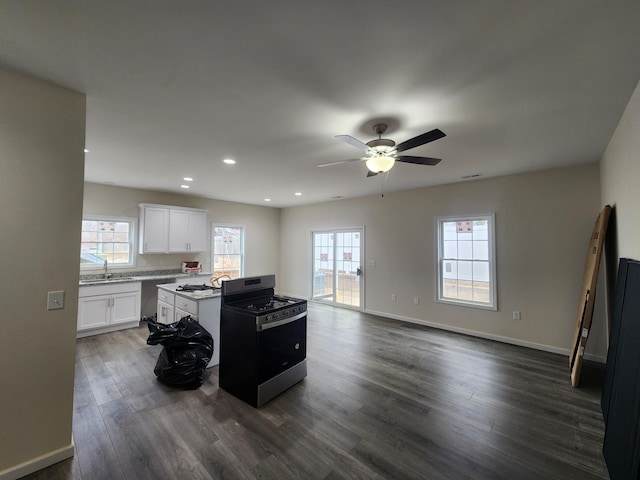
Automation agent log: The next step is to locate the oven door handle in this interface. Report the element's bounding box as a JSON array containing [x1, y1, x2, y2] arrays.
[[257, 311, 306, 331]]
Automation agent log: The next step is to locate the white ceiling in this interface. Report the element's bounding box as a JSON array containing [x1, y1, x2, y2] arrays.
[[2, 1, 640, 207]]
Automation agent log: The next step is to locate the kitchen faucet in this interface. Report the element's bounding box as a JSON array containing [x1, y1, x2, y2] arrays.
[[103, 259, 109, 278]]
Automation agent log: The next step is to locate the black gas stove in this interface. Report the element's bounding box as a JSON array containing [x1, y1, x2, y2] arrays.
[[219, 274, 307, 407], [221, 274, 306, 328]]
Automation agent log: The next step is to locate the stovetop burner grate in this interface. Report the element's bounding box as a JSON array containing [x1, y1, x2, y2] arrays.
[[244, 296, 298, 312], [176, 284, 219, 292]]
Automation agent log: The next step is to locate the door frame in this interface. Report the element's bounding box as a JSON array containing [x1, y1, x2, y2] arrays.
[[309, 226, 365, 311]]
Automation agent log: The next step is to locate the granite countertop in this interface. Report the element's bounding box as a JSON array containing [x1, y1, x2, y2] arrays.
[[79, 270, 213, 286]]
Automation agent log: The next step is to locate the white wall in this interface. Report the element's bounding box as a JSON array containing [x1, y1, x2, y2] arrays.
[[0, 69, 85, 477], [280, 164, 608, 359], [599, 80, 640, 329], [600, 80, 640, 263]]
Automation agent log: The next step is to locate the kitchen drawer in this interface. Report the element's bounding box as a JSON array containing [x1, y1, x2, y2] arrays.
[[157, 290, 175, 305], [174, 296, 198, 316]]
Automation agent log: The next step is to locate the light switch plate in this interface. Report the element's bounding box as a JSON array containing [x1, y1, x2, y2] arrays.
[[47, 291, 65, 310]]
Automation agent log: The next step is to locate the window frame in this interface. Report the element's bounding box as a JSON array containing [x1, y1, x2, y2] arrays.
[[436, 213, 497, 311], [80, 215, 137, 270], [211, 224, 245, 280]]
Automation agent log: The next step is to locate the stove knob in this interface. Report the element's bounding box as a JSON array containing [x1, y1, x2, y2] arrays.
[[266, 315, 273, 322]]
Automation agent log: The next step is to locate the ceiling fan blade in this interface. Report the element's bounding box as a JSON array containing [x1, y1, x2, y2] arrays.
[[335, 134, 370, 151], [396, 155, 442, 166], [367, 170, 379, 177], [395, 129, 446, 153], [317, 158, 363, 168]]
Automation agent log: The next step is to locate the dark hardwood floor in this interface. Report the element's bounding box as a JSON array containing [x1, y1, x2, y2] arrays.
[[24, 303, 609, 479]]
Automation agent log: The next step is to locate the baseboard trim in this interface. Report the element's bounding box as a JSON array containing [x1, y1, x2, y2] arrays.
[[364, 308, 607, 363], [0, 442, 74, 480], [76, 320, 140, 338]]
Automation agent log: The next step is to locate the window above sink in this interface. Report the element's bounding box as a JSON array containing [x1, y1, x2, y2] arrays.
[[81, 215, 136, 270]]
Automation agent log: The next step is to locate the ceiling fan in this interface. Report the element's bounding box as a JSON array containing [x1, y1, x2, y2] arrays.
[[318, 123, 446, 177]]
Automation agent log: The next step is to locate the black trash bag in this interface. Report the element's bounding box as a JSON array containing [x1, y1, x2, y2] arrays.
[[146, 315, 213, 390]]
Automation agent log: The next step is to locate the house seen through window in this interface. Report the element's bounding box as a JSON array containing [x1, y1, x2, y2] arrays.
[[212, 225, 244, 279], [81, 216, 136, 269], [436, 214, 496, 310]]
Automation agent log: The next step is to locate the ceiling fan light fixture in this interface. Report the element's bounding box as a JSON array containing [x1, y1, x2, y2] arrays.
[[366, 155, 395, 173]]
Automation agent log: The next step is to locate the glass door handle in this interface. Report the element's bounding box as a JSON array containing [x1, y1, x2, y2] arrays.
[[356, 267, 362, 276]]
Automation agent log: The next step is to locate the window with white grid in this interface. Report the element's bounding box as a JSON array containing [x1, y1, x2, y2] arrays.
[[212, 225, 244, 279], [81, 216, 136, 269], [436, 214, 497, 310]]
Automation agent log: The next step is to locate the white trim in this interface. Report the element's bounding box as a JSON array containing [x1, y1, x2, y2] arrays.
[[435, 213, 497, 311], [310, 226, 365, 311], [365, 308, 606, 363], [211, 224, 245, 279], [76, 319, 140, 338], [81, 214, 137, 270], [0, 442, 74, 480]]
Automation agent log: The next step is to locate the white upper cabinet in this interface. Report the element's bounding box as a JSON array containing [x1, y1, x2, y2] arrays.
[[168, 209, 207, 252], [186, 210, 207, 252], [139, 204, 208, 254], [139, 206, 170, 253]]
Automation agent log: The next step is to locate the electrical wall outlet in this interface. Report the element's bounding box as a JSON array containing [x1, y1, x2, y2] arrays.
[[47, 291, 65, 310], [391, 294, 397, 302], [414, 297, 419, 305], [513, 311, 521, 320]]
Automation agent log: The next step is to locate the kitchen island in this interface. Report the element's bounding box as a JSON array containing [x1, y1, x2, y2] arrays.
[[157, 281, 221, 367]]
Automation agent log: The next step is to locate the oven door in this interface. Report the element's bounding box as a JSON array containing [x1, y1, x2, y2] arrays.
[[256, 314, 307, 385]]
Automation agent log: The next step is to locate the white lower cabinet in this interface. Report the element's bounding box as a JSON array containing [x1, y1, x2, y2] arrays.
[[156, 286, 220, 367], [78, 282, 142, 337], [157, 300, 175, 324], [156, 289, 175, 324]]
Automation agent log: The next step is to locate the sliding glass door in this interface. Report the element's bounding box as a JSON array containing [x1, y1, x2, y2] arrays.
[[311, 228, 363, 309]]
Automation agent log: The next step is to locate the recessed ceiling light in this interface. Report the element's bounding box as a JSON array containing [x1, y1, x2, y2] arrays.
[[84, 149, 89, 153], [183, 177, 193, 182], [223, 159, 236, 165], [180, 185, 190, 189], [294, 192, 302, 196], [264, 198, 271, 202]]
